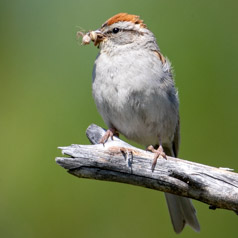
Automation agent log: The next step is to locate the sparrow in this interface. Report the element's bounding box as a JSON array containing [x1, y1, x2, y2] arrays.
[[80, 13, 200, 233]]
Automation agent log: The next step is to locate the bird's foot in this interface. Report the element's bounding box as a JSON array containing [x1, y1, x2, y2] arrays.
[[147, 145, 167, 171], [99, 128, 118, 145]]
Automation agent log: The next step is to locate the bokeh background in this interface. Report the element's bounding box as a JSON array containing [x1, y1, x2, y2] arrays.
[[1, 0, 238, 237]]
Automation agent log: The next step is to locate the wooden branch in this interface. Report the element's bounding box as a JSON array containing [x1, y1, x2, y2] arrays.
[[56, 124, 238, 213]]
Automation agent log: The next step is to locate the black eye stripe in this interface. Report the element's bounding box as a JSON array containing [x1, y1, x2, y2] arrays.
[[104, 28, 143, 35], [107, 29, 131, 34]]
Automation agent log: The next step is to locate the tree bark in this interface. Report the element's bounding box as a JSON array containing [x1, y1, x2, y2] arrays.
[[56, 124, 238, 213]]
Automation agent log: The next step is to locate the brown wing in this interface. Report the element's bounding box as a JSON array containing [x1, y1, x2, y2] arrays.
[[153, 50, 167, 64], [153, 50, 180, 158], [172, 116, 180, 158], [163, 116, 180, 158]]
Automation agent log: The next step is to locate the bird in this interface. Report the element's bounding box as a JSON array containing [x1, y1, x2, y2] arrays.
[[80, 12, 200, 234]]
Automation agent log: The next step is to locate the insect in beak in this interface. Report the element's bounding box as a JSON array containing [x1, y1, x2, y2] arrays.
[[78, 30, 105, 46]]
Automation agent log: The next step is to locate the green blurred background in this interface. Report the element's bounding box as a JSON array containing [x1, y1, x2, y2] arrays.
[[1, 0, 238, 237]]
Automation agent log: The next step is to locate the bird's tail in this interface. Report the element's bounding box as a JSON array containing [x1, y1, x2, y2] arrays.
[[165, 193, 200, 233], [164, 146, 200, 233]]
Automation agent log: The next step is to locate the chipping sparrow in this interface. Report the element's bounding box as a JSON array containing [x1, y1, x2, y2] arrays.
[[80, 13, 200, 233]]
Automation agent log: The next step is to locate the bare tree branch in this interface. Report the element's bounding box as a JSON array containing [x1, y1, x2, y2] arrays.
[[56, 124, 238, 213]]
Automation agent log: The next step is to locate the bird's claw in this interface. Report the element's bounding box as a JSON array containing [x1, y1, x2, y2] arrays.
[[147, 145, 167, 171], [99, 128, 118, 145]]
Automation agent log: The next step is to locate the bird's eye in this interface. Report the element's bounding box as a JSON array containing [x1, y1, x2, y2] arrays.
[[112, 28, 120, 34]]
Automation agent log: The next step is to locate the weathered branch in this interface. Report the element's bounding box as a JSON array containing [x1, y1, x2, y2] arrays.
[[56, 124, 238, 213]]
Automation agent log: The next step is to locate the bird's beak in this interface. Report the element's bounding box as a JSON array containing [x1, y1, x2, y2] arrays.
[[88, 29, 105, 46]]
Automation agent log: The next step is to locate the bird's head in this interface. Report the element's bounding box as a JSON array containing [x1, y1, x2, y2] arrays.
[[80, 13, 158, 52]]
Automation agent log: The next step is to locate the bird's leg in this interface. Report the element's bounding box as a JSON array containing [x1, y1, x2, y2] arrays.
[[99, 128, 119, 145], [147, 142, 167, 171]]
